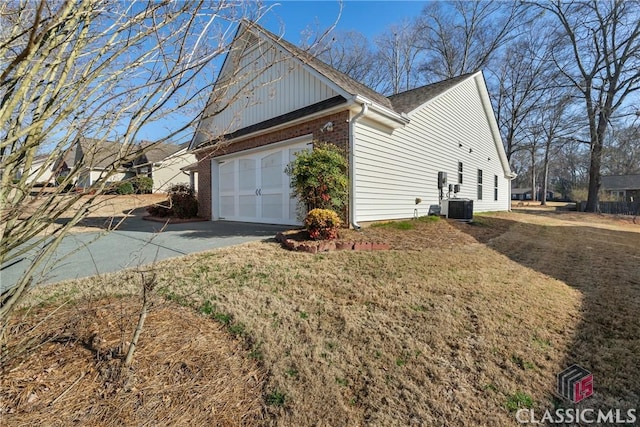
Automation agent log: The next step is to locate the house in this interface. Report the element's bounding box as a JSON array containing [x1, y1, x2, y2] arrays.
[[16, 154, 55, 186], [189, 21, 515, 226], [54, 138, 137, 189], [601, 175, 640, 202], [54, 138, 195, 192], [132, 142, 196, 193], [511, 187, 555, 201]]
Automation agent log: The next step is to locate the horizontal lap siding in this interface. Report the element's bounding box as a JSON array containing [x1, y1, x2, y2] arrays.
[[354, 76, 510, 222]]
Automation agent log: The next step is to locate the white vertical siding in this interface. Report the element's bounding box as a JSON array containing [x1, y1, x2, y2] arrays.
[[200, 43, 338, 140], [354, 75, 510, 222]]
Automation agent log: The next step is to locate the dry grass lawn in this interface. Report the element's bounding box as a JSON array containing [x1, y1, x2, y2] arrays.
[[3, 210, 639, 426]]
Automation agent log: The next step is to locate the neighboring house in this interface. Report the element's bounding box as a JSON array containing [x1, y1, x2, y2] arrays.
[[601, 175, 640, 202], [54, 138, 193, 192], [511, 187, 555, 201], [17, 154, 55, 185], [189, 21, 515, 226], [132, 142, 196, 193], [54, 138, 134, 188]]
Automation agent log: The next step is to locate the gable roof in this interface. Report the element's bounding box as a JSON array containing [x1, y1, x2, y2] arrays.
[[191, 21, 507, 167], [138, 141, 188, 164], [244, 20, 393, 110], [601, 174, 640, 190], [55, 138, 116, 170], [57, 138, 186, 171], [389, 74, 475, 114]]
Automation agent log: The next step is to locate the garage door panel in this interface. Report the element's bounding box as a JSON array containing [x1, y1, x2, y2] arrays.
[[261, 151, 282, 190], [261, 194, 283, 219], [239, 158, 257, 191], [219, 162, 235, 193], [215, 140, 309, 225], [220, 195, 235, 217], [239, 195, 257, 217]]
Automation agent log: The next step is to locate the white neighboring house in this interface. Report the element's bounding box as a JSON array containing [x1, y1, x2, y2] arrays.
[[54, 138, 196, 193], [189, 20, 515, 226], [133, 142, 196, 193], [18, 154, 55, 185]]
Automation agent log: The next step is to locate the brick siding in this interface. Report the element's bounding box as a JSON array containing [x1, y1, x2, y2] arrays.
[[196, 110, 350, 220]]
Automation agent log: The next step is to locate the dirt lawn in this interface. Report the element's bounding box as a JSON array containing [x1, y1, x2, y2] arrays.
[[3, 210, 639, 426]]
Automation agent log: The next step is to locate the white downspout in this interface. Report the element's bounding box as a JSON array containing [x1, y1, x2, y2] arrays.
[[507, 172, 517, 211], [349, 102, 369, 229]]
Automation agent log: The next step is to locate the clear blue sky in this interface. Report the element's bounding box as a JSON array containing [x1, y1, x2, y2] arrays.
[[261, 1, 427, 42]]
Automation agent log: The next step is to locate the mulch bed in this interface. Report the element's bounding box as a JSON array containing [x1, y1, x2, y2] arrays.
[[2, 297, 264, 426]]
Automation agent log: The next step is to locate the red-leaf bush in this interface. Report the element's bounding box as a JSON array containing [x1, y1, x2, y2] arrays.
[[304, 208, 342, 240]]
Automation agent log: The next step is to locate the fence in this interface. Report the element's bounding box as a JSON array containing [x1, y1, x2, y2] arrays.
[[578, 201, 640, 216]]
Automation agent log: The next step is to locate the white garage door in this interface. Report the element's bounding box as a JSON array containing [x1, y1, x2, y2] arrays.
[[213, 138, 310, 225]]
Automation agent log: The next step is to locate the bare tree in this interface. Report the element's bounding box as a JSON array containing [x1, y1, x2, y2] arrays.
[[492, 33, 554, 162], [533, 93, 579, 205], [312, 30, 385, 92], [534, 0, 640, 212], [416, 1, 529, 81], [374, 20, 424, 95], [0, 0, 268, 350], [602, 125, 640, 175]]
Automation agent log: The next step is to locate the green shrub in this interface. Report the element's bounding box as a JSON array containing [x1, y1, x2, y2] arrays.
[[285, 143, 348, 215], [304, 208, 341, 240], [116, 181, 134, 195], [133, 176, 153, 194]]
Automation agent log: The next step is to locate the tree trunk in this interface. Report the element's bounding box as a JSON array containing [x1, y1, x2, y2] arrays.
[[585, 110, 608, 212], [541, 156, 549, 206], [530, 150, 536, 203]]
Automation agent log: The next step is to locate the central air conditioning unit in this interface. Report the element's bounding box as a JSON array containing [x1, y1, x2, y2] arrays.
[[441, 198, 473, 222]]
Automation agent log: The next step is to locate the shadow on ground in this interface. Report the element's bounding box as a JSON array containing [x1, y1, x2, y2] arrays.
[[53, 208, 290, 238], [454, 213, 640, 410]]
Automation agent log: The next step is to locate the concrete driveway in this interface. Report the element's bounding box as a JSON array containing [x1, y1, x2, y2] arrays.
[[1, 215, 290, 289]]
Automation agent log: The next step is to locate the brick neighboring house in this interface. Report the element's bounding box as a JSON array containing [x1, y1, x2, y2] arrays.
[[189, 20, 515, 226], [601, 174, 640, 202]]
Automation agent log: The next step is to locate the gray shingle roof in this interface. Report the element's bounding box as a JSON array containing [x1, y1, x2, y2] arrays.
[[388, 74, 475, 114], [601, 174, 640, 190], [138, 141, 187, 164], [247, 21, 478, 116], [55, 138, 133, 171]]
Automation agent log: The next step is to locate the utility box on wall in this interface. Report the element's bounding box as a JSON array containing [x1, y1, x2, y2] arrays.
[[437, 172, 447, 189]]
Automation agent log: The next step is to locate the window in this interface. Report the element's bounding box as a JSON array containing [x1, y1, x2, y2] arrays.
[[494, 175, 498, 201], [477, 169, 483, 200], [458, 162, 463, 184]]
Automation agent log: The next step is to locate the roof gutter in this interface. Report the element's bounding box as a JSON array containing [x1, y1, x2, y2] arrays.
[[353, 95, 408, 125], [349, 101, 369, 230]]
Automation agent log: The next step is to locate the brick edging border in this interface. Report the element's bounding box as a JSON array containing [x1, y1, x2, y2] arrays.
[[275, 232, 390, 254]]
